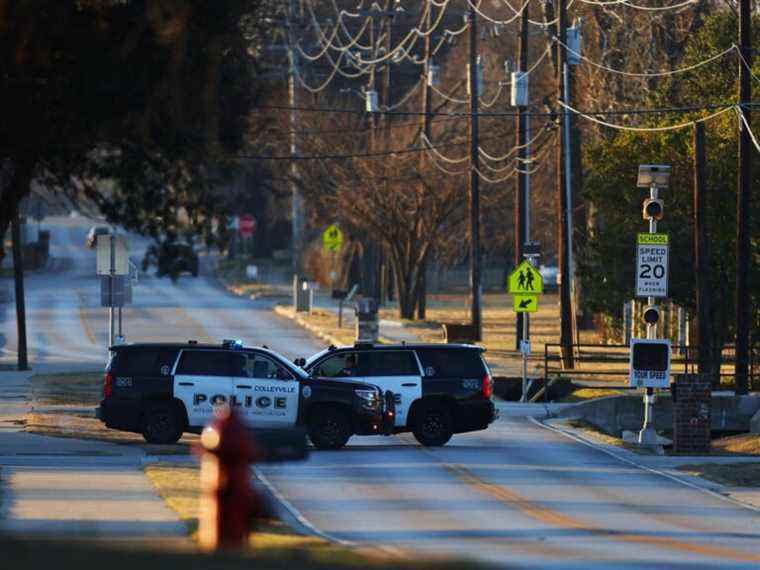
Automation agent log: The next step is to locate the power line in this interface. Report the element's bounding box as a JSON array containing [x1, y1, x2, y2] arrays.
[[560, 100, 735, 131], [557, 39, 736, 78], [253, 101, 753, 118], [578, 0, 697, 11]]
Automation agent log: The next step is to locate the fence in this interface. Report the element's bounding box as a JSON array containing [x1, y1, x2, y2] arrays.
[[544, 343, 759, 390]]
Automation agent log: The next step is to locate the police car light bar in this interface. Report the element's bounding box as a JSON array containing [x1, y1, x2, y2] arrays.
[[222, 339, 244, 349]]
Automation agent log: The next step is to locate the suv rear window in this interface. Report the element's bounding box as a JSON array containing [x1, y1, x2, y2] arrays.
[[176, 350, 235, 377], [363, 351, 419, 376], [110, 348, 179, 377], [416, 348, 487, 378]]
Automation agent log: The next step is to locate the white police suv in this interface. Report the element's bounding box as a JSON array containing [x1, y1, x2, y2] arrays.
[[98, 340, 391, 449]]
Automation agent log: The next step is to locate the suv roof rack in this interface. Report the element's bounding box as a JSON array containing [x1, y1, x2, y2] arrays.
[[354, 341, 374, 349]]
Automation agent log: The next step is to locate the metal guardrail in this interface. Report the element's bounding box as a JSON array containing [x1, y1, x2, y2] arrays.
[[544, 343, 759, 389]]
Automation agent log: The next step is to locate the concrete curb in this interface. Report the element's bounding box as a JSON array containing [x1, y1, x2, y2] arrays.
[[273, 305, 345, 347], [272, 305, 404, 347]]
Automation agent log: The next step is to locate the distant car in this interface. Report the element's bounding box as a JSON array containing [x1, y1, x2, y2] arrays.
[[86, 226, 110, 249], [539, 265, 559, 291], [142, 241, 199, 279]]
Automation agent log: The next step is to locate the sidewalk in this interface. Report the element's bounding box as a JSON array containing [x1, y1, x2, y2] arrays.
[[0, 368, 187, 540]]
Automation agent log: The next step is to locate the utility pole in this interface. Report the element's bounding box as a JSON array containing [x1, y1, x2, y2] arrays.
[[556, 0, 574, 367], [288, 0, 304, 277], [514, 4, 529, 349], [379, 0, 394, 306], [11, 206, 28, 371], [735, 0, 752, 395], [693, 123, 714, 386], [360, 14, 380, 301], [417, 1, 433, 320], [468, 4, 482, 341]]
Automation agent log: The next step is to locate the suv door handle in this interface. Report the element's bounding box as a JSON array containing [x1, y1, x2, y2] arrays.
[[401, 383, 418, 387], [179, 382, 194, 387], [237, 385, 252, 389]]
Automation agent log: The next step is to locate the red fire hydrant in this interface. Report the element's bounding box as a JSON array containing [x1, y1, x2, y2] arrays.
[[197, 406, 264, 551]]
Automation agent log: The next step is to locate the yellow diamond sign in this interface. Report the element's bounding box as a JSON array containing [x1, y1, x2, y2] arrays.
[[322, 224, 344, 253], [508, 260, 543, 295], [514, 294, 539, 313]]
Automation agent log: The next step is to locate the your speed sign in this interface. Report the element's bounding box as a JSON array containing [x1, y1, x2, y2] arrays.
[[636, 233, 669, 298]]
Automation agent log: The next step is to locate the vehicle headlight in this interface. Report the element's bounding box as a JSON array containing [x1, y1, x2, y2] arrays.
[[355, 388, 380, 409]]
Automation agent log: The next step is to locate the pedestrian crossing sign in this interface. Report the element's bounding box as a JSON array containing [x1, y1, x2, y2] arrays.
[[508, 260, 543, 295], [322, 224, 344, 253]]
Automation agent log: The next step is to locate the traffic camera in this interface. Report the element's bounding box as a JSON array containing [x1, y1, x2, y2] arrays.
[[642, 198, 664, 221], [643, 305, 660, 325]]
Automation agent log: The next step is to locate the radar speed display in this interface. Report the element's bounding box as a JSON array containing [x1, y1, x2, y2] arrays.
[[629, 338, 671, 389]]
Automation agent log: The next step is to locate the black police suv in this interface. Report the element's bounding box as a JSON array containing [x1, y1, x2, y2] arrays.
[[97, 340, 390, 449], [300, 343, 496, 446]]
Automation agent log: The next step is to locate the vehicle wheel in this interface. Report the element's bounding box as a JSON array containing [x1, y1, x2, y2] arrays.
[[142, 405, 183, 444], [412, 403, 453, 447], [308, 407, 351, 450]]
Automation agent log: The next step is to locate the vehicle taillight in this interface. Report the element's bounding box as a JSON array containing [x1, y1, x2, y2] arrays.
[[482, 374, 493, 399], [104, 372, 113, 398]]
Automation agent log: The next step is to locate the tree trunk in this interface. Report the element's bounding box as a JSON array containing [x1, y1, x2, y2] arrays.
[[416, 258, 427, 320]]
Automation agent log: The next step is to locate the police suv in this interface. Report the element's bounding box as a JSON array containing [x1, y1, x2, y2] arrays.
[[97, 340, 390, 449], [300, 343, 496, 446]]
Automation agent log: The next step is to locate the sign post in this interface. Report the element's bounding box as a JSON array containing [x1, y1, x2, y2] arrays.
[[239, 214, 256, 255], [97, 234, 129, 351], [632, 165, 671, 449], [508, 248, 543, 401]]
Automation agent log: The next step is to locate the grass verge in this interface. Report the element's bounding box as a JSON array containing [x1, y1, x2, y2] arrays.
[[676, 463, 760, 487], [30, 371, 103, 405], [25, 371, 197, 452], [144, 462, 484, 569], [217, 258, 285, 299], [560, 388, 626, 403]]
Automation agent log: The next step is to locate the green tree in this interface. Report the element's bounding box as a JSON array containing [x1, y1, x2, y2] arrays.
[[0, 0, 274, 260], [580, 11, 760, 360]]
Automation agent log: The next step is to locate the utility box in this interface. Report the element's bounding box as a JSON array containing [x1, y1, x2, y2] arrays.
[[355, 298, 378, 343], [672, 374, 711, 454], [293, 276, 313, 313]]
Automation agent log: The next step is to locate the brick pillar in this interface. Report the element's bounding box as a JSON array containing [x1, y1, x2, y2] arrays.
[[672, 374, 711, 454]]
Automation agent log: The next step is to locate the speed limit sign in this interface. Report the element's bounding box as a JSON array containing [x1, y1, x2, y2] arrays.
[[636, 233, 669, 298]]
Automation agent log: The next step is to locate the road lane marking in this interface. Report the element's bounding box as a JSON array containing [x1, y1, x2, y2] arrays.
[[439, 460, 760, 563], [409, 423, 760, 564], [252, 467, 354, 546], [252, 467, 408, 559]]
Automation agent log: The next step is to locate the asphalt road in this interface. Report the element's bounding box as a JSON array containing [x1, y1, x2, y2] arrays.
[[0, 216, 319, 370], [2, 217, 760, 568]]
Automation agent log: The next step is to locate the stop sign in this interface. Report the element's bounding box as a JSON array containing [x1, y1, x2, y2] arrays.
[[239, 214, 256, 238]]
